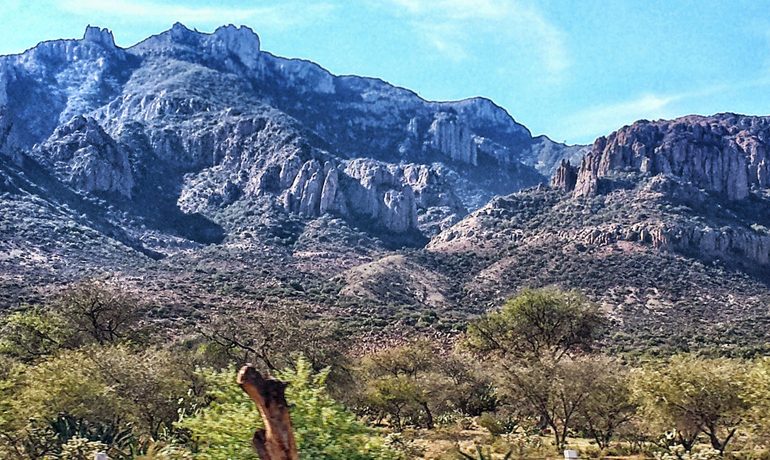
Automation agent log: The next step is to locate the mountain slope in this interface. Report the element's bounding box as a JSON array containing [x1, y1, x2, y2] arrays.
[[0, 24, 579, 242], [418, 114, 770, 354], [0, 24, 577, 328], [1, 26, 768, 355]]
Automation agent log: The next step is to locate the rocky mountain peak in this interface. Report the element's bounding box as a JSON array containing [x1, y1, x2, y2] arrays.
[[568, 114, 770, 201], [133, 23, 260, 69], [83, 25, 116, 48], [212, 24, 260, 57], [168, 22, 196, 42]]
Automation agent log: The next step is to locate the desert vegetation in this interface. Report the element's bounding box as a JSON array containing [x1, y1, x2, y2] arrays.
[[1, 282, 769, 460]]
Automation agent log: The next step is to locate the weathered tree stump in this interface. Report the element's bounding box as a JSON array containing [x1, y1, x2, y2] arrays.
[[237, 365, 299, 460]]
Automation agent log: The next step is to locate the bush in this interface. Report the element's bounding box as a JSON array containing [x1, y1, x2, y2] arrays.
[[478, 411, 519, 437], [177, 357, 400, 460]]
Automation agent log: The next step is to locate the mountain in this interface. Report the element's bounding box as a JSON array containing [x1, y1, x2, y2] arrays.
[[0, 24, 579, 238], [1, 25, 768, 354], [424, 114, 770, 354], [0, 24, 579, 328]]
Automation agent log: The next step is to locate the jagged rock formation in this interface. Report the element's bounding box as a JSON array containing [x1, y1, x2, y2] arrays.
[[428, 112, 477, 165], [573, 175, 770, 266], [573, 114, 770, 200], [0, 24, 582, 238], [551, 159, 578, 192], [32, 116, 134, 197], [83, 25, 116, 48], [544, 115, 770, 266]]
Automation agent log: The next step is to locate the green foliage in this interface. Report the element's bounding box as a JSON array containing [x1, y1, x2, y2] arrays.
[[177, 357, 400, 460], [463, 288, 608, 451], [0, 307, 67, 361], [576, 357, 636, 449], [464, 287, 605, 362], [0, 281, 147, 363], [0, 344, 196, 458], [354, 340, 488, 429], [12, 345, 191, 439], [633, 355, 749, 454], [743, 358, 770, 443], [197, 304, 346, 375]]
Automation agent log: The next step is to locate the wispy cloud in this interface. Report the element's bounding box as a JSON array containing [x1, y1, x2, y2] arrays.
[[56, 0, 334, 30], [383, 0, 569, 80], [558, 78, 770, 144], [560, 94, 680, 143]]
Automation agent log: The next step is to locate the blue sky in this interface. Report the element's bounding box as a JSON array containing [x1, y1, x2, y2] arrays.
[[2, 0, 770, 145]]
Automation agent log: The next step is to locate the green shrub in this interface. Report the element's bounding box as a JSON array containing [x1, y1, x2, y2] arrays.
[[177, 357, 400, 460]]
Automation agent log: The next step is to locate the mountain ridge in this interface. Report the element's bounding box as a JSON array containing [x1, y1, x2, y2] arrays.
[[0, 24, 584, 239], [1, 25, 768, 354]]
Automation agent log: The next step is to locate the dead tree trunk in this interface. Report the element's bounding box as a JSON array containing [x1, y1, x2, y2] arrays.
[[237, 365, 299, 460]]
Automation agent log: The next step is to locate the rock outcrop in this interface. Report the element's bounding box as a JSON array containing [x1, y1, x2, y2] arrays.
[[428, 112, 477, 165], [555, 221, 770, 266], [551, 159, 578, 192], [83, 25, 116, 48], [572, 114, 770, 200], [341, 160, 418, 233], [551, 114, 770, 266], [32, 116, 134, 197], [284, 159, 326, 216]]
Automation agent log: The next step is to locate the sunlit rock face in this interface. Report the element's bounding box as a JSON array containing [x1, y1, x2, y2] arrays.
[[573, 114, 770, 201], [543, 114, 770, 267], [0, 24, 581, 235], [32, 115, 134, 197]]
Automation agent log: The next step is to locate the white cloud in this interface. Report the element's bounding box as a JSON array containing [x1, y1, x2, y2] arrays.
[[384, 0, 569, 79], [56, 0, 334, 30], [557, 78, 770, 144], [414, 21, 469, 62], [557, 94, 684, 144]]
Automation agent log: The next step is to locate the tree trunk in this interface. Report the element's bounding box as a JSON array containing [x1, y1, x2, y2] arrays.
[[237, 365, 299, 460], [707, 427, 736, 455], [420, 401, 434, 429]]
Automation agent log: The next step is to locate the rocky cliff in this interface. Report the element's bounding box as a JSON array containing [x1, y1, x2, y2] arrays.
[[572, 114, 770, 200], [548, 114, 770, 267], [0, 24, 581, 239], [31, 116, 134, 197]]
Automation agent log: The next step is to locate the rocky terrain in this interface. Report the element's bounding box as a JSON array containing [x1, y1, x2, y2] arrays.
[[0, 24, 574, 239], [554, 114, 770, 266], [1, 26, 769, 355]]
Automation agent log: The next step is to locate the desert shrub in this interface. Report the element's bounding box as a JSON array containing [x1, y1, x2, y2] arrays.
[[464, 287, 607, 450], [633, 355, 749, 454], [0, 307, 68, 362], [0, 344, 197, 459], [177, 357, 400, 460], [745, 358, 770, 445], [353, 340, 490, 430]]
